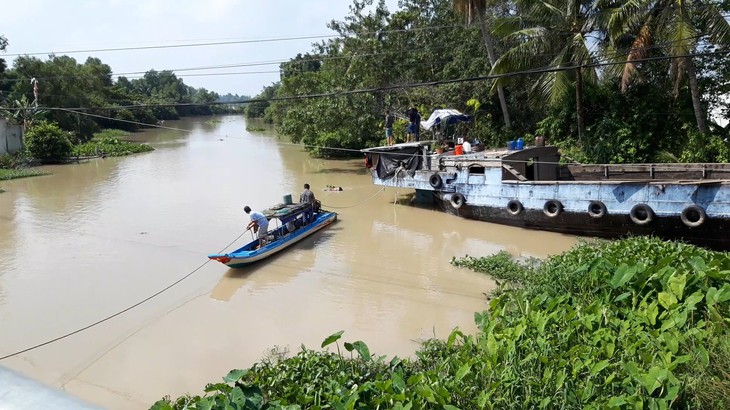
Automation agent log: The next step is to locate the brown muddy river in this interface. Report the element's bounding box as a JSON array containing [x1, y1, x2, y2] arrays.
[[0, 115, 578, 408]]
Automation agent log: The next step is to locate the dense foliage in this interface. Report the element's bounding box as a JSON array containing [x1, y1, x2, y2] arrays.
[[23, 121, 73, 163], [0, 53, 238, 139], [153, 237, 730, 409], [245, 0, 729, 162]]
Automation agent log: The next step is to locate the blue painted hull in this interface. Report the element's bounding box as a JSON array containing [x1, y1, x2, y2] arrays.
[[362, 143, 730, 251], [208, 211, 337, 268]]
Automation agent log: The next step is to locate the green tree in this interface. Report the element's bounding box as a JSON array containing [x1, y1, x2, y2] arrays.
[[604, 0, 730, 134], [453, 0, 512, 129], [491, 0, 601, 140], [0, 35, 7, 74], [24, 121, 73, 163]]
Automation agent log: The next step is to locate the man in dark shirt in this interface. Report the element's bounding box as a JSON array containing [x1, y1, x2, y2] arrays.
[[408, 107, 421, 142], [300, 183, 318, 220], [300, 183, 315, 204]]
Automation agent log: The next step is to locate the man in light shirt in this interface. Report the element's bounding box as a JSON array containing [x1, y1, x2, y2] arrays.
[[244, 205, 269, 249]]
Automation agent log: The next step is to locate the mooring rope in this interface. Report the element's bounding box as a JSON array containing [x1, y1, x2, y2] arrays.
[[320, 187, 386, 209], [0, 229, 249, 361]]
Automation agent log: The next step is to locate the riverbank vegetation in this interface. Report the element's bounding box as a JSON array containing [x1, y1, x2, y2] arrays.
[[244, 0, 729, 162], [0, 167, 48, 181], [0, 151, 49, 181], [72, 129, 154, 158], [152, 237, 730, 409], [0, 54, 246, 139]]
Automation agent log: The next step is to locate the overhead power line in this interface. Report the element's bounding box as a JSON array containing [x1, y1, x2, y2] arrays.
[[4, 50, 726, 112], [2, 1, 724, 58], [1, 34, 339, 57], [0, 33, 711, 86], [0, 24, 467, 58]]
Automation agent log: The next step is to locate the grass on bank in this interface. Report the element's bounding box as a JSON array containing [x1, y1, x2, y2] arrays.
[[0, 168, 50, 181], [152, 237, 730, 410], [72, 129, 154, 157], [0, 153, 50, 182]]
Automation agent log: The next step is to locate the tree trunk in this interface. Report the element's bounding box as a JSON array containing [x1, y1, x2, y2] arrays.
[[684, 56, 708, 133], [475, 11, 511, 129], [575, 66, 585, 141]]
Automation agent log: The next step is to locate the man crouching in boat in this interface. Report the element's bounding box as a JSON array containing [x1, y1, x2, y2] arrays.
[[244, 206, 269, 249]]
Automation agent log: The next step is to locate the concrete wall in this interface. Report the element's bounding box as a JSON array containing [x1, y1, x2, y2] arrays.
[[0, 119, 24, 155], [0, 365, 103, 409]]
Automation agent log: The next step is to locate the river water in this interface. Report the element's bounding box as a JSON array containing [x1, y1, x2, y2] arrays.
[[0, 115, 578, 409]]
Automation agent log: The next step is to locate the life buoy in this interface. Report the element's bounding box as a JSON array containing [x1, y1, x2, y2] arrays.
[[451, 193, 466, 209], [543, 200, 563, 217], [507, 200, 523, 215], [588, 201, 607, 219], [429, 173, 443, 189], [630, 204, 654, 226], [680, 205, 706, 228]]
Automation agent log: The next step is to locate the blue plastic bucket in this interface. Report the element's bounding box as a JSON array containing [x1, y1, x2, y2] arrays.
[[516, 138, 525, 150], [507, 141, 516, 150], [283, 194, 293, 205]]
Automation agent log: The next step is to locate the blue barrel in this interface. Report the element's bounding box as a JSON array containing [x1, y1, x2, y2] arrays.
[[516, 138, 525, 150], [283, 194, 293, 205], [507, 140, 516, 150]]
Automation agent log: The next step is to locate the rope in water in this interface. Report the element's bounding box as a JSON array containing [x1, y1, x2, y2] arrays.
[[0, 230, 249, 361], [320, 187, 386, 209]]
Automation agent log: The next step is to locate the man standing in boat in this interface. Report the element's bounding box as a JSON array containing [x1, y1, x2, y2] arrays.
[[244, 206, 269, 249], [300, 183, 320, 216], [384, 110, 395, 146], [407, 107, 421, 142]]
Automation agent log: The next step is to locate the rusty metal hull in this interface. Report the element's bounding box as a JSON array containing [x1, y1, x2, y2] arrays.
[[430, 193, 730, 251]]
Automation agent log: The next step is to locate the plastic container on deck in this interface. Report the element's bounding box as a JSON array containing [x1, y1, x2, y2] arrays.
[[507, 141, 516, 150], [283, 194, 293, 205], [516, 138, 525, 150], [454, 144, 464, 155]]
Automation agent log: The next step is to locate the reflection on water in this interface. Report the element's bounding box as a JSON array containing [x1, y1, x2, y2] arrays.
[[0, 115, 579, 409]]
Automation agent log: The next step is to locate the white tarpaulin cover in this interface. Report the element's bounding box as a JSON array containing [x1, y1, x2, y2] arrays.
[[420, 109, 472, 131]]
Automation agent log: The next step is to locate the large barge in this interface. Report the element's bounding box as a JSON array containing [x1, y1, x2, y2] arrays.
[[362, 142, 730, 251]]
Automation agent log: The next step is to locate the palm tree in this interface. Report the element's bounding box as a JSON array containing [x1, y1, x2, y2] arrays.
[[490, 0, 601, 140], [604, 0, 730, 133], [453, 0, 512, 129]]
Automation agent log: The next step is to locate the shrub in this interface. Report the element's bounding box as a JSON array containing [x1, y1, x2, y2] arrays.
[[24, 121, 73, 163], [153, 238, 730, 409]]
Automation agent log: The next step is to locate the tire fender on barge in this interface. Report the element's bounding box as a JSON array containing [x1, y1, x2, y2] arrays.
[[451, 193, 466, 209], [507, 199, 523, 215], [543, 200, 563, 218], [681, 205, 706, 228], [630, 204, 654, 226]]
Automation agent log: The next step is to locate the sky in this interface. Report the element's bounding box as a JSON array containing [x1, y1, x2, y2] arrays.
[[1, 0, 400, 97]]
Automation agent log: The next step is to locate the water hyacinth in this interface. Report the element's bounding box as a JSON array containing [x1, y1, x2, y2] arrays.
[[153, 237, 730, 409]]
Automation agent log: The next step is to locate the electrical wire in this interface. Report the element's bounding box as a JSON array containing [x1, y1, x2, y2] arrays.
[[0, 229, 249, 361], [0, 33, 711, 85], [2, 1, 724, 58], [4, 49, 726, 113], [0, 24, 467, 57]]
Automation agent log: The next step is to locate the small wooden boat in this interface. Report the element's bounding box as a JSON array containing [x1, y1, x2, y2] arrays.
[[208, 202, 337, 268]]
